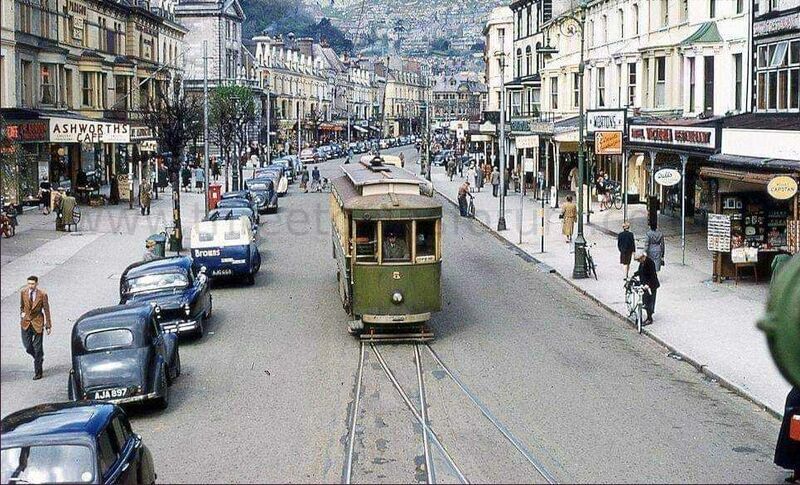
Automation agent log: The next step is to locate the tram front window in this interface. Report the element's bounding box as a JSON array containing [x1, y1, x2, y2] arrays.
[[354, 220, 378, 262], [382, 222, 410, 262], [416, 220, 436, 260]]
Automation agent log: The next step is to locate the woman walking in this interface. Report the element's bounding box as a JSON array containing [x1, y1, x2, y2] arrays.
[[644, 223, 666, 271], [560, 195, 577, 243]]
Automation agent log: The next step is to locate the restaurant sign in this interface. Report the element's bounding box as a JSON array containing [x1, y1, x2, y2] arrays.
[[49, 118, 130, 144], [586, 109, 626, 134], [5, 121, 49, 142], [628, 125, 716, 150]]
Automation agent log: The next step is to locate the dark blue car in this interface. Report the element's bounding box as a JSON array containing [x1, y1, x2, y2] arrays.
[[119, 256, 212, 337], [1, 402, 156, 484]]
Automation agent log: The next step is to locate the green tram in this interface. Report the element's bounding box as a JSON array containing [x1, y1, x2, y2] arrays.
[[329, 157, 442, 342]]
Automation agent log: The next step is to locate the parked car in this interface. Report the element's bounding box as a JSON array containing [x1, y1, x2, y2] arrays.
[[190, 217, 261, 285], [244, 177, 278, 213], [119, 256, 212, 338], [1, 402, 156, 484], [207, 207, 259, 236], [216, 196, 259, 222], [256, 167, 288, 196], [68, 303, 180, 409], [300, 148, 319, 164], [271, 158, 295, 183]]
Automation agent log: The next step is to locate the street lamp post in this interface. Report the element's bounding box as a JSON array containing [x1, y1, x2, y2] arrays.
[[554, 1, 589, 278], [231, 95, 240, 191], [495, 52, 508, 231]]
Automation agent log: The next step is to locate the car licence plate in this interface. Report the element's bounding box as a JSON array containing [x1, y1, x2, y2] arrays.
[[212, 268, 232, 276], [94, 388, 127, 400]]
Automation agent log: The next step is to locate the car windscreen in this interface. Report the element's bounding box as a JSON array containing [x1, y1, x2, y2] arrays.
[[208, 209, 253, 221], [84, 328, 135, 351], [246, 180, 273, 191], [125, 272, 188, 294], [2, 444, 95, 484]]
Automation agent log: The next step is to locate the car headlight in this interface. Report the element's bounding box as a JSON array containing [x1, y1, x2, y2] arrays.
[[391, 292, 403, 304], [183, 303, 191, 316]]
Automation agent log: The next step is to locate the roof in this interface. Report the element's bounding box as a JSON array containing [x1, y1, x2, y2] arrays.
[[331, 176, 441, 212], [341, 161, 422, 187], [629, 116, 721, 127], [122, 256, 192, 280], [73, 303, 153, 334], [1, 402, 116, 443], [681, 22, 723, 45], [708, 154, 800, 172], [722, 113, 800, 131]]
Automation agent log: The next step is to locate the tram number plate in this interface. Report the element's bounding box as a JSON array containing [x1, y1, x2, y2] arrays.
[[94, 388, 127, 400], [392, 271, 401, 280]]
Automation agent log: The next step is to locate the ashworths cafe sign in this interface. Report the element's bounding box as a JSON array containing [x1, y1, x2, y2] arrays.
[[628, 125, 717, 151], [49, 117, 130, 144]]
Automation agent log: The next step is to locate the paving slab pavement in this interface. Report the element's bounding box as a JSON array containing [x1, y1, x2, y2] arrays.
[[414, 157, 791, 417]]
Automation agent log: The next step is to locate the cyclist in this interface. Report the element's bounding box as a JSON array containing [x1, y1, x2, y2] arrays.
[[633, 251, 660, 325]]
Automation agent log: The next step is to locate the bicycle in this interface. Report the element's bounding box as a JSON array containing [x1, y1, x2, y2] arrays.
[[585, 242, 598, 280], [467, 194, 475, 218], [624, 277, 646, 333]]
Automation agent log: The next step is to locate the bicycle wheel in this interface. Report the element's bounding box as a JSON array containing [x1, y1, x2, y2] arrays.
[[625, 288, 635, 318], [586, 253, 598, 280], [468, 200, 475, 218], [613, 193, 623, 210], [636, 299, 643, 334]]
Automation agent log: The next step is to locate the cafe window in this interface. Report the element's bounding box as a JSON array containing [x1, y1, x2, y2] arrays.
[[354, 220, 378, 263], [689, 57, 696, 111], [381, 221, 411, 263], [628, 63, 636, 106], [756, 40, 800, 112], [115, 75, 128, 111], [704, 56, 714, 113], [64, 68, 73, 108], [654, 56, 666, 108], [734, 53, 742, 111], [20, 60, 33, 107], [415, 220, 437, 262], [573, 72, 580, 108], [40, 63, 56, 106], [81, 71, 94, 107], [550, 76, 558, 110], [597, 67, 606, 107]]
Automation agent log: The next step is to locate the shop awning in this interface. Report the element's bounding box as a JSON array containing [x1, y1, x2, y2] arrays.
[[352, 125, 368, 133], [708, 154, 800, 173], [681, 21, 723, 46], [319, 123, 343, 132], [699, 167, 796, 185], [1, 108, 130, 144]]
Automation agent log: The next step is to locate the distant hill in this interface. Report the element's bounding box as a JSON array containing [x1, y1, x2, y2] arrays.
[[241, 0, 353, 54]]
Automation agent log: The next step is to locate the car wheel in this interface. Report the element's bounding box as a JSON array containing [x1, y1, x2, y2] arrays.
[[155, 369, 169, 410], [194, 315, 204, 339], [246, 273, 255, 285], [205, 296, 213, 319], [174, 349, 181, 378]]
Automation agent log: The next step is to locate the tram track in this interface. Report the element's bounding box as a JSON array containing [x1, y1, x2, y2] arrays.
[[343, 342, 558, 484]]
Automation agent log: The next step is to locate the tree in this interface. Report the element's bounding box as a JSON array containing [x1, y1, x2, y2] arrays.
[[209, 85, 256, 191], [143, 80, 202, 252]]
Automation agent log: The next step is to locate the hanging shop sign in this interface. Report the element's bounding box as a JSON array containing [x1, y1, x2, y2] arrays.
[[49, 118, 130, 144], [707, 213, 732, 252], [130, 126, 154, 141], [654, 168, 682, 186], [6, 121, 50, 142], [586, 109, 626, 135], [628, 125, 716, 150], [594, 131, 623, 155], [767, 176, 798, 200], [516, 135, 539, 149]]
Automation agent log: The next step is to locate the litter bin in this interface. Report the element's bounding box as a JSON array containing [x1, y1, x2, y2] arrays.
[[147, 233, 166, 258], [208, 183, 222, 210]]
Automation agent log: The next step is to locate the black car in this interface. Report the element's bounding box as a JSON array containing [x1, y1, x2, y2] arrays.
[[1, 402, 156, 484], [207, 207, 259, 235], [68, 303, 180, 409], [244, 177, 278, 213], [119, 256, 212, 337], [216, 197, 260, 222]]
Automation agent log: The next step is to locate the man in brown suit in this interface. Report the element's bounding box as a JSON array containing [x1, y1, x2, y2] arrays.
[[20, 275, 52, 379]]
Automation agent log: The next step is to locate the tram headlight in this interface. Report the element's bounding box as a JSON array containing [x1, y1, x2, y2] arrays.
[[391, 291, 403, 304]]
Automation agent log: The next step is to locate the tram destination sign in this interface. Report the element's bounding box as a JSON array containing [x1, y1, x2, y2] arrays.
[[586, 109, 626, 135], [628, 125, 716, 150]]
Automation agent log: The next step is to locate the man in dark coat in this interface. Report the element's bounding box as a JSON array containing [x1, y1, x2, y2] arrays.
[[775, 386, 800, 483], [633, 252, 660, 325], [617, 221, 636, 279]]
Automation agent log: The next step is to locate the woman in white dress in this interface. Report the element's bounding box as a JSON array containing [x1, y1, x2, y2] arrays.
[[466, 164, 478, 192]]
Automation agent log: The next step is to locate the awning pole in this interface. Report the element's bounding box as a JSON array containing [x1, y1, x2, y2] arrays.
[[680, 154, 688, 265], [622, 149, 628, 222]]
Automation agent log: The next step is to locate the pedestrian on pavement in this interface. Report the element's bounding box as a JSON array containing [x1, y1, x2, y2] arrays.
[[38, 178, 52, 215], [143, 239, 159, 261], [139, 178, 152, 216], [633, 252, 660, 325], [458, 157, 464, 178], [504, 167, 510, 196], [300, 168, 310, 192], [617, 221, 636, 279], [644, 222, 666, 271], [457, 181, 471, 217], [181, 165, 192, 192], [476, 163, 484, 192], [447, 158, 456, 181], [194, 166, 205, 194], [569, 165, 578, 193], [19, 275, 52, 380], [311, 166, 321, 192], [560, 195, 577, 243], [211, 157, 221, 181], [774, 386, 800, 483], [466, 165, 477, 193], [491, 167, 500, 197]]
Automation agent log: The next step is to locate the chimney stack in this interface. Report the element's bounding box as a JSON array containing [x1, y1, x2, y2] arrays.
[[298, 37, 314, 59]]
